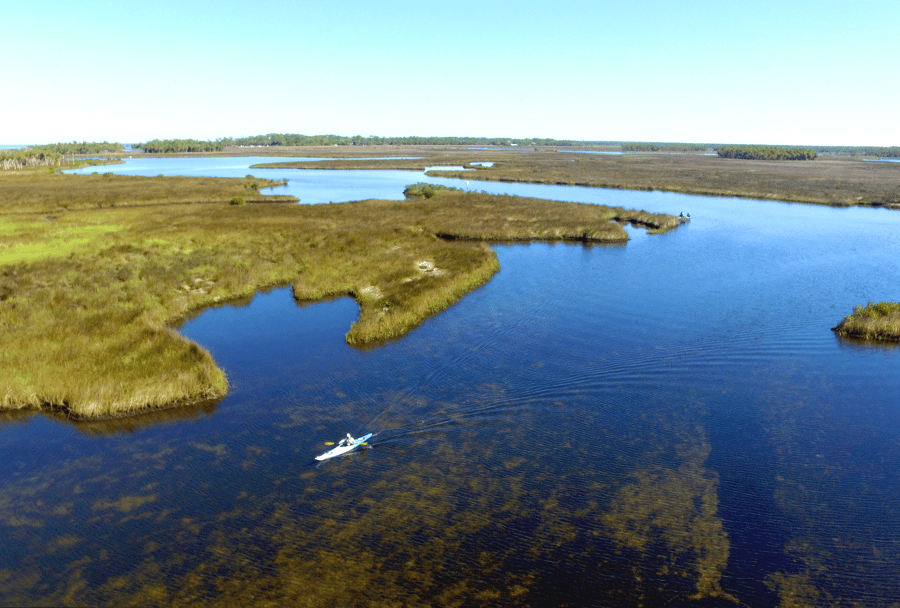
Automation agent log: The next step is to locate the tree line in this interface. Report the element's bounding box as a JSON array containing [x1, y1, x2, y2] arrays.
[[26, 141, 125, 155], [859, 147, 900, 158], [136, 138, 229, 153], [10, 137, 897, 158], [622, 143, 708, 153], [227, 133, 600, 147], [815, 146, 900, 158], [0, 150, 64, 170], [2, 141, 125, 170], [716, 145, 817, 161]]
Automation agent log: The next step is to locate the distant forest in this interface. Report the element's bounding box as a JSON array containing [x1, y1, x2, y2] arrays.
[[821, 146, 900, 158], [131, 135, 582, 153], [27, 141, 125, 155], [6, 137, 899, 159], [226, 134, 593, 147], [1, 141, 123, 169], [137, 139, 229, 153], [716, 145, 818, 161], [0, 150, 64, 170], [621, 143, 708, 153]]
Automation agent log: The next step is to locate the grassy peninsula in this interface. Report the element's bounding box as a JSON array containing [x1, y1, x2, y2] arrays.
[[832, 301, 900, 342], [1, 168, 678, 419]]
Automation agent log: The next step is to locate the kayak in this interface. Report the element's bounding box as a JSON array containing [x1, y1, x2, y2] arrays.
[[315, 433, 373, 461]]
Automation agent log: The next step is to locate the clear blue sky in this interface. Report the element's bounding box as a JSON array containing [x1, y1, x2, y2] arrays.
[[3, 0, 898, 146]]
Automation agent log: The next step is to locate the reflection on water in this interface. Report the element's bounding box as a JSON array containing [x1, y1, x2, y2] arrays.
[[62, 400, 222, 436], [2, 164, 900, 605], [833, 334, 900, 353]]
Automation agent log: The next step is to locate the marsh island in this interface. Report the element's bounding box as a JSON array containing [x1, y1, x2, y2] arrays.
[[833, 301, 900, 342]]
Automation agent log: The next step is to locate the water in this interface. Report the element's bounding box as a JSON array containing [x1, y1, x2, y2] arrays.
[[66, 156, 449, 205], [60, 155, 715, 214], [3, 158, 900, 606]]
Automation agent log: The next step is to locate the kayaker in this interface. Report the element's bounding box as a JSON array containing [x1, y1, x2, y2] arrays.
[[340, 433, 355, 447]]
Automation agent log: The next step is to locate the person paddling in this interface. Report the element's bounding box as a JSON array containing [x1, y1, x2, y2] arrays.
[[340, 433, 355, 447]]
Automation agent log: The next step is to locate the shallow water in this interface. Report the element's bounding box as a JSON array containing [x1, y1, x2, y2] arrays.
[[4, 159, 900, 606]]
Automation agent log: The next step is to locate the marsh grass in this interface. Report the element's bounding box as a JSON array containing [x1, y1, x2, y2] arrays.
[[1, 172, 677, 418], [832, 301, 900, 342], [0, 169, 295, 214], [405, 189, 682, 238], [253, 147, 900, 209], [430, 154, 900, 209]]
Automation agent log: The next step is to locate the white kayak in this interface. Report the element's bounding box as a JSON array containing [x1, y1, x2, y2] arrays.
[[315, 433, 373, 461]]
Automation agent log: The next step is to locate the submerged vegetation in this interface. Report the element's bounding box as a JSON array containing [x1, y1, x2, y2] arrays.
[[0, 168, 678, 418], [832, 301, 900, 342]]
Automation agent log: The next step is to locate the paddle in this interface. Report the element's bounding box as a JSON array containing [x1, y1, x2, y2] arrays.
[[323, 437, 368, 447]]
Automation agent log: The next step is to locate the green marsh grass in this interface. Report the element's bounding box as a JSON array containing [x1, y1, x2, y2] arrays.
[[0, 169, 295, 214], [832, 301, 900, 342], [1, 171, 678, 418]]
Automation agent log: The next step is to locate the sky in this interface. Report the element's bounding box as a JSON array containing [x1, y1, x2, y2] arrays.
[[3, 0, 898, 146]]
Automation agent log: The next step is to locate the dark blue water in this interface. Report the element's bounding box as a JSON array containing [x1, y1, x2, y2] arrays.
[[3, 158, 900, 606]]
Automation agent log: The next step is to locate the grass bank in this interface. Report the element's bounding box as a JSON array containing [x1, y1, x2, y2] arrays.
[[1, 170, 678, 418], [0, 169, 295, 214], [832, 301, 900, 342]]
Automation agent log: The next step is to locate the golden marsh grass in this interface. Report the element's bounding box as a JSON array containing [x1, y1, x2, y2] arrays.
[[1, 170, 679, 418], [832, 301, 900, 342]]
